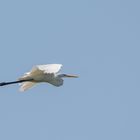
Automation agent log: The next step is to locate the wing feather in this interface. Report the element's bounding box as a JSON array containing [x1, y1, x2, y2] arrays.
[[19, 82, 36, 92], [37, 64, 62, 74], [19, 64, 62, 81], [19, 64, 63, 91]]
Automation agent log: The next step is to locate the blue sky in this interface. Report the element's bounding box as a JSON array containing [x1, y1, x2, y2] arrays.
[[0, 0, 140, 139]]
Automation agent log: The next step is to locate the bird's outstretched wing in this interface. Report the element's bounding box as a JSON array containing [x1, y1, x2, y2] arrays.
[[19, 64, 62, 80], [37, 64, 62, 74], [19, 82, 36, 92]]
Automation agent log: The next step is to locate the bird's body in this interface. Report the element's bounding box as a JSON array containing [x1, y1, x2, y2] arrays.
[[0, 64, 78, 92]]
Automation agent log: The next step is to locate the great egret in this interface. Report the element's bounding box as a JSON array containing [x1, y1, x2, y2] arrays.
[[0, 64, 78, 91]]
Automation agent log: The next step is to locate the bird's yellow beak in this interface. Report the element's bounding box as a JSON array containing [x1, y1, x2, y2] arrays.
[[64, 74, 78, 78]]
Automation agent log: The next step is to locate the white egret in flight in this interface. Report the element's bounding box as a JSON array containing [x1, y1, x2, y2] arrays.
[[0, 64, 78, 91]]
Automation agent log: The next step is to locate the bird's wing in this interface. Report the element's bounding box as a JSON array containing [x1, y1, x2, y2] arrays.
[[19, 66, 43, 80], [37, 64, 62, 74], [19, 82, 36, 92], [19, 64, 62, 80]]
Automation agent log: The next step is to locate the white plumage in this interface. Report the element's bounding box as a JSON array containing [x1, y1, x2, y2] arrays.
[[19, 64, 78, 91], [0, 64, 78, 91]]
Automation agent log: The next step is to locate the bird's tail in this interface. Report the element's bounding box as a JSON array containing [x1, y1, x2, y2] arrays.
[[19, 82, 36, 92]]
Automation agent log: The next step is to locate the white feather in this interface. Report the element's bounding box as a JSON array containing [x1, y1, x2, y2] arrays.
[[17, 63, 77, 92], [37, 64, 62, 74], [20, 82, 36, 92]]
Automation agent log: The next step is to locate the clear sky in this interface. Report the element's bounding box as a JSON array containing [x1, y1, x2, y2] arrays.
[[0, 0, 140, 140]]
